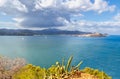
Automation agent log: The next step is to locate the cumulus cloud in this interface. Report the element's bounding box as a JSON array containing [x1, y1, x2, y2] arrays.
[[0, 0, 116, 28], [58, 17, 120, 34], [0, 0, 28, 14], [90, 0, 115, 13], [114, 13, 120, 21]]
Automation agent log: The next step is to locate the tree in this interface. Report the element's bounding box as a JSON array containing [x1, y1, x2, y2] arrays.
[[0, 56, 26, 79]]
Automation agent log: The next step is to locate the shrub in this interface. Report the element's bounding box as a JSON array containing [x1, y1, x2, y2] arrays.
[[0, 56, 26, 79], [13, 64, 47, 79]]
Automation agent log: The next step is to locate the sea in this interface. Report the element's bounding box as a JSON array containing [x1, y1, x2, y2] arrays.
[[0, 35, 120, 79]]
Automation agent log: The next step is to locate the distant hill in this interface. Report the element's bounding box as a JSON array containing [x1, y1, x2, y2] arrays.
[[0, 29, 92, 36]]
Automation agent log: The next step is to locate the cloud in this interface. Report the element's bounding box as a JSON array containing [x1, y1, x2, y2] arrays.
[[58, 12, 120, 34], [114, 13, 120, 21], [90, 0, 115, 13], [58, 17, 120, 34], [0, 0, 28, 14], [0, 0, 116, 28], [0, 21, 16, 28]]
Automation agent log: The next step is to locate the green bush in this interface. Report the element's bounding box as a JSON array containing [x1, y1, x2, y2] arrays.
[[13, 64, 47, 79]]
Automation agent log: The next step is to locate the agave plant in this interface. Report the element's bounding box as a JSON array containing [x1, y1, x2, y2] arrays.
[[65, 56, 83, 72]]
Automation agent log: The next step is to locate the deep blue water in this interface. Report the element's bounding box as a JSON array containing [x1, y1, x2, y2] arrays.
[[0, 35, 120, 79]]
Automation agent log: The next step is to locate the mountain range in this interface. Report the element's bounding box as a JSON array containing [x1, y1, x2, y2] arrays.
[[0, 29, 92, 36]]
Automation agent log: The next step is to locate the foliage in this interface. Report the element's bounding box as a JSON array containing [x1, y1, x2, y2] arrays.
[[13, 56, 83, 79], [0, 56, 26, 79], [13, 64, 47, 79], [81, 67, 112, 79], [47, 62, 65, 79], [66, 56, 73, 72], [0, 56, 112, 79]]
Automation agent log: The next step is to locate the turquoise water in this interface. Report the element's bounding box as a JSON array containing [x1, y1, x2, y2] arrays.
[[0, 35, 120, 79]]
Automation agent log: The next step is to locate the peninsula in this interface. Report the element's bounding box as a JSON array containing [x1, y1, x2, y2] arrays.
[[74, 32, 107, 37]]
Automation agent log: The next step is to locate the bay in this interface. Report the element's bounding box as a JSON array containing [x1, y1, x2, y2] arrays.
[[0, 35, 120, 79]]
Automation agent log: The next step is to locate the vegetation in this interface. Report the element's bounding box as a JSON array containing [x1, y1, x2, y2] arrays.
[[13, 64, 47, 79], [0, 56, 26, 79], [81, 67, 112, 79], [0, 56, 112, 79]]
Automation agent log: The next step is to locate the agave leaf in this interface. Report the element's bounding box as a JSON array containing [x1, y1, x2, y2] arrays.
[[62, 58, 65, 67], [75, 61, 83, 69], [65, 56, 73, 72]]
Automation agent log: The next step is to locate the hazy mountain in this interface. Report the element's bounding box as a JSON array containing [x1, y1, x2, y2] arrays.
[[0, 29, 92, 36]]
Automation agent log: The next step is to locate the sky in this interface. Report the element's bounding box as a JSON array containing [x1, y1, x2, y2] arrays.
[[0, 0, 120, 34]]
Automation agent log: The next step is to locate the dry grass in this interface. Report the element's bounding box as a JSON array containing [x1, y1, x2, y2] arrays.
[[71, 73, 98, 79]]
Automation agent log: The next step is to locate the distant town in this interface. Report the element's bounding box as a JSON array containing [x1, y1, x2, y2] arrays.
[[0, 29, 107, 37]]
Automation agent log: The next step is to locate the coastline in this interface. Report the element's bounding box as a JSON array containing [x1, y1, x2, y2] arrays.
[[72, 32, 108, 37]]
